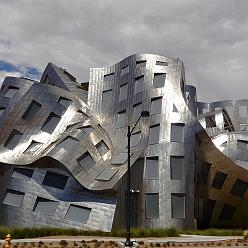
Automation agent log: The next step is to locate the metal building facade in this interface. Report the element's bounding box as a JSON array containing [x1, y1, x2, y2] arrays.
[[0, 54, 248, 230]]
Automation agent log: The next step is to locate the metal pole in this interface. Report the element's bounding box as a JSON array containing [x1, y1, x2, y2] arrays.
[[125, 125, 133, 247]]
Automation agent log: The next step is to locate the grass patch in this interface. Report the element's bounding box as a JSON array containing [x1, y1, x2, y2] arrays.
[[0, 227, 179, 239], [182, 228, 244, 236]]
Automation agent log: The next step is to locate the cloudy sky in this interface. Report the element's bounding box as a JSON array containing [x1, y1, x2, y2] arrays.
[[0, 0, 247, 101]]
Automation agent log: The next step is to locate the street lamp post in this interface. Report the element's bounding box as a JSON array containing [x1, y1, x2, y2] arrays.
[[125, 111, 150, 247]]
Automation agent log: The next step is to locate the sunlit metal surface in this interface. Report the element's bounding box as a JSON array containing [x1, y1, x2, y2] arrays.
[[1, 54, 248, 230]]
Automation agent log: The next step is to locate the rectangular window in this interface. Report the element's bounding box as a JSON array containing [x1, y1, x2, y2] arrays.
[[116, 110, 126, 128], [134, 76, 144, 94], [148, 124, 160, 145], [42, 171, 68, 190], [145, 193, 159, 218], [33, 197, 58, 215], [57, 137, 79, 150], [0, 107, 5, 117], [230, 179, 248, 197], [102, 89, 113, 107], [96, 168, 117, 181], [104, 72, 114, 81], [146, 157, 159, 179], [136, 60, 146, 68], [171, 193, 185, 218], [199, 162, 211, 184], [171, 123, 185, 143], [65, 205, 91, 223], [77, 152, 95, 171], [121, 65, 129, 76], [96, 140, 109, 156], [170, 156, 184, 180], [58, 97, 71, 108], [22, 100, 42, 121], [219, 204, 236, 221], [151, 97, 162, 115], [130, 132, 141, 147], [3, 189, 25, 207], [12, 168, 33, 180], [156, 61, 168, 66], [133, 102, 142, 122], [111, 152, 128, 165], [4, 129, 23, 150], [239, 106, 247, 118], [211, 171, 227, 189], [4, 86, 18, 98], [207, 199, 216, 219], [237, 140, 248, 150], [119, 83, 127, 101], [24, 141, 43, 154], [153, 73, 166, 88], [41, 113, 61, 134]]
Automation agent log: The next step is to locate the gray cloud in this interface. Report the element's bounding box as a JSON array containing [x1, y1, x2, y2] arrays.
[[0, 0, 248, 101]]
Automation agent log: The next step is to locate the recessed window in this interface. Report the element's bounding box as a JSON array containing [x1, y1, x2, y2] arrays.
[[42, 171, 68, 190], [239, 106, 247, 118], [240, 124, 248, 131], [0, 107, 5, 117], [151, 97, 162, 115], [4, 86, 18, 98], [104, 72, 114, 81], [3, 189, 25, 207], [112, 153, 128, 165], [4, 129, 23, 150], [207, 199, 216, 219], [172, 104, 178, 112], [65, 205, 91, 223], [136, 60, 146, 68], [199, 162, 211, 184], [41, 113, 61, 134], [77, 152, 95, 171], [134, 76, 144, 94], [96, 168, 117, 181], [12, 167, 33, 180], [205, 115, 216, 128], [24, 141, 43, 154], [57, 136, 79, 150], [170, 156, 184, 180], [102, 90, 112, 107], [130, 132, 141, 147], [22, 100, 42, 121], [156, 61, 168, 66], [121, 65, 129, 76], [237, 140, 248, 150], [79, 126, 94, 134], [211, 171, 227, 189], [119, 84, 127, 101], [171, 123, 185, 143], [33, 197, 58, 215], [116, 110, 126, 128], [58, 97, 71, 108], [133, 102, 142, 122], [145, 193, 159, 218], [171, 193, 185, 218], [43, 75, 50, 84], [230, 179, 248, 197], [148, 124, 160, 145], [219, 204, 236, 221], [96, 140, 109, 156], [146, 157, 159, 179], [153, 73, 166, 88]]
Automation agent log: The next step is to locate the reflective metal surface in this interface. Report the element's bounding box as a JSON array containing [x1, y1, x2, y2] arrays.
[[1, 54, 248, 230]]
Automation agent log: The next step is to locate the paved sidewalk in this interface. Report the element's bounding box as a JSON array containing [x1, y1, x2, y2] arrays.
[[0, 234, 243, 244]]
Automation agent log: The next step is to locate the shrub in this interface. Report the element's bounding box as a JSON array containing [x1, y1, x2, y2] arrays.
[[59, 240, 68, 246]]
